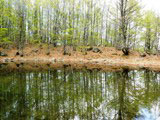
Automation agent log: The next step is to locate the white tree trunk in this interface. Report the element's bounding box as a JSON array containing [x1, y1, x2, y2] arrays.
[[157, 37, 160, 53]]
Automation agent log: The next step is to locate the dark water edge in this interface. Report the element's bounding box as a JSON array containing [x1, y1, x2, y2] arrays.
[[1, 58, 160, 74], [0, 64, 160, 120]]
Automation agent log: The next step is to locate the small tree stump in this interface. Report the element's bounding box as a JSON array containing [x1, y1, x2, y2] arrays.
[[16, 52, 20, 56], [140, 53, 146, 57], [122, 47, 129, 55]]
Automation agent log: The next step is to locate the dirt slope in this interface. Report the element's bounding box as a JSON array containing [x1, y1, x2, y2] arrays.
[[0, 45, 160, 71]]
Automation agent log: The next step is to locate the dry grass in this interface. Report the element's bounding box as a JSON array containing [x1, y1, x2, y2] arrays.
[[1, 44, 160, 71]]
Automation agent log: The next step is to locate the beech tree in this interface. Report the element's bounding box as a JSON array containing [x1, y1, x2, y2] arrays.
[[141, 11, 160, 54], [0, 0, 160, 55], [116, 0, 141, 55]]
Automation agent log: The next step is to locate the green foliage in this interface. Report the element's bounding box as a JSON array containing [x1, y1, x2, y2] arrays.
[[0, 28, 12, 44], [104, 41, 113, 47], [0, 0, 160, 53]]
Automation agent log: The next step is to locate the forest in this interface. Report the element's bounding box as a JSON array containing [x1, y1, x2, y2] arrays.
[[1, 0, 160, 56], [2, 0, 160, 119]]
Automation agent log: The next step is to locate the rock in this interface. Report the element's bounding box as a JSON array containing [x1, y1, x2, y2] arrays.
[[4, 58, 9, 62], [63, 50, 71, 56], [86, 47, 93, 51], [32, 49, 39, 53], [11, 58, 14, 62], [0, 51, 8, 57], [140, 53, 146, 57], [15, 51, 24, 57], [92, 48, 102, 53], [46, 52, 50, 55], [16, 52, 20, 56], [20, 54, 24, 57]]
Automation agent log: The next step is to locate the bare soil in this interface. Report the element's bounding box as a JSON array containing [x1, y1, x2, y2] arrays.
[[1, 44, 160, 72]]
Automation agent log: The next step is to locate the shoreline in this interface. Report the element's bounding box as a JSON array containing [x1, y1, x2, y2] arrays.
[[1, 46, 160, 71], [1, 56, 160, 72]]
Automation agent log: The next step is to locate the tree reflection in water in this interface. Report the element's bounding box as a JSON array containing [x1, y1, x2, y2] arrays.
[[0, 68, 160, 119]]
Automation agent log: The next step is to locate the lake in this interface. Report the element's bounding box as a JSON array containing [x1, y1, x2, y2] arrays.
[[0, 66, 160, 120]]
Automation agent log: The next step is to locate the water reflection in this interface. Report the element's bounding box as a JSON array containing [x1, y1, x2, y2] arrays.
[[0, 68, 160, 119]]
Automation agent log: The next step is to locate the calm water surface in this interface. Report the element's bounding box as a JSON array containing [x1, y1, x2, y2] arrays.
[[0, 67, 160, 120]]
